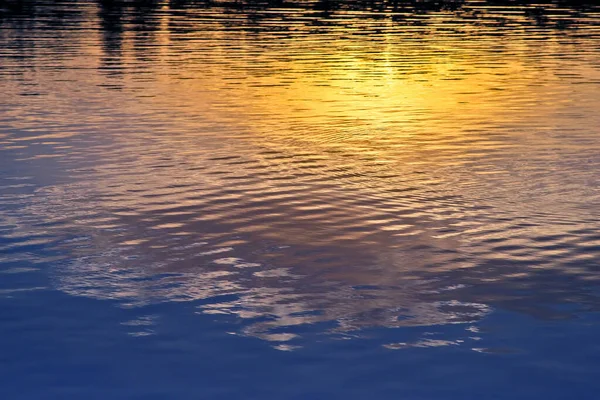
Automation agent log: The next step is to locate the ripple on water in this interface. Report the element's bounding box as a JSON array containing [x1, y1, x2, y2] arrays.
[[0, 0, 600, 351]]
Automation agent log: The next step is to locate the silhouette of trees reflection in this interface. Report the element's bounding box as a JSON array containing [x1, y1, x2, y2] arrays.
[[2, 0, 597, 44], [0, 1, 85, 74], [84, 0, 600, 74], [83, 0, 599, 87], [98, 0, 162, 81]]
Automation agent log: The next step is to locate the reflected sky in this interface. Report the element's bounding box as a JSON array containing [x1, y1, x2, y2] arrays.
[[1, 0, 600, 350]]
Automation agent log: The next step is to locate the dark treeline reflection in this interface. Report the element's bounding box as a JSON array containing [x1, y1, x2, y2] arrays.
[[1, 0, 597, 58], [2, 0, 598, 20], [1, 0, 596, 67], [93, 0, 600, 17]]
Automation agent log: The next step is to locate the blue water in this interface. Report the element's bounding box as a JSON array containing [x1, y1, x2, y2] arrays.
[[2, 1, 600, 398]]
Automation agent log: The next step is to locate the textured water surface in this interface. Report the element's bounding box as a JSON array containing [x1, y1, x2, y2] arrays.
[[1, 1, 600, 398]]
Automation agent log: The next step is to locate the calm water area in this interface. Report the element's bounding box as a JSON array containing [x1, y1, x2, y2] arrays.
[[1, 0, 600, 398]]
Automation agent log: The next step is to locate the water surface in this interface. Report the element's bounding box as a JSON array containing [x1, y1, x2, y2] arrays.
[[1, 1, 600, 398]]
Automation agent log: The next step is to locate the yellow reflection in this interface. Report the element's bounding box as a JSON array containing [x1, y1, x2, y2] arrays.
[[123, 11, 600, 196]]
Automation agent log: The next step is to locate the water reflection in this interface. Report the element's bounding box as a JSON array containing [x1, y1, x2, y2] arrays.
[[1, 0, 600, 349]]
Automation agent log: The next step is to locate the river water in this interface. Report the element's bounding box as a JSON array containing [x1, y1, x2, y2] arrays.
[[1, 1, 600, 398]]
